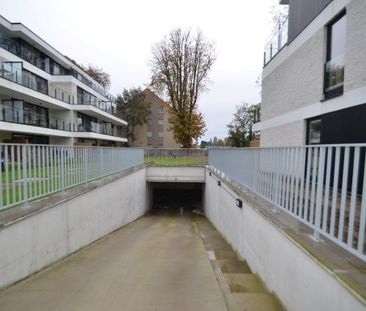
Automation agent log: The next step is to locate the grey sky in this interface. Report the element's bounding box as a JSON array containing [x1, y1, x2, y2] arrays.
[[1, 0, 279, 141]]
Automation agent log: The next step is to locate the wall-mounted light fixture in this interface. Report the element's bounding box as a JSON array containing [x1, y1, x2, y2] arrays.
[[236, 199, 243, 208], [217, 180, 221, 186]]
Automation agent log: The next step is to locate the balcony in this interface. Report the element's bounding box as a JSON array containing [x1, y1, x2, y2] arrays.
[[75, 95, 124, 120], [263, 16, 288, 66], [0, 31, 114, 101], [0, 105, 127, 140], [0, 61, 72, 104], [76, 121, 127, 139], [0, 62, 126, 123]]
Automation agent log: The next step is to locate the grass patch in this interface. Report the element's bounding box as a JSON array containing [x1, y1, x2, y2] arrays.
[[144, 156, 207, 166]]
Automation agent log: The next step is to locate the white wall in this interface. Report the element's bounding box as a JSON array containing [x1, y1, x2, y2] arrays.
[[0, 168, 148, 289], [204, 170, 365, 311], [146, 166, 206, 183]]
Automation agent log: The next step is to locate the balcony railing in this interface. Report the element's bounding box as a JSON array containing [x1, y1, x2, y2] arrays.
[[209, 145, 366, 262], [264, 16, 288, 66], [0, 110, 126, 139], [75, 96, 124, 120], [0, 32, 114, 101], [0, 144, 143, 210], [0, 62, 72, 104], [0, 62, 125, 121], [76, 122, 127, 138]]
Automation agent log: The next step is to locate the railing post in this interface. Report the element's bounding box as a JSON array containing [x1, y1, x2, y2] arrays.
[[83, 148, 88, 186], [313, 147, 325, 241], [22, 145, 28, 208], [60, 147, 65, 194], [100, 148, 104, 176]]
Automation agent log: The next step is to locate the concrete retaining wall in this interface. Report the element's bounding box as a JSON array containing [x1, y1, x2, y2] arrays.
[[146, 166, 205, 183], [204, 170, 365, 311], [0, 167, 148, 289]]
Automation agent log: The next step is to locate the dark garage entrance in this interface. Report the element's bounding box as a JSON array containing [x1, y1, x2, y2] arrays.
[[150, 182, 204, 215]]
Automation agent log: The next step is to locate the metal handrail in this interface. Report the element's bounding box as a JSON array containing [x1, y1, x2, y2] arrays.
[[209, 145, 366, 261], [0, 144, 143, 210]]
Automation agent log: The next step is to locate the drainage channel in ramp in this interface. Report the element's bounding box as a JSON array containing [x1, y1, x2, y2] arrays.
[[194, 215, 285, 311]]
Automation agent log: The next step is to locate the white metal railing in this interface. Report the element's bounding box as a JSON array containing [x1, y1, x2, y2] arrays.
[[208, 145, 366, 261], [144, 148, 208, 166], [0, 144, 143, 210]]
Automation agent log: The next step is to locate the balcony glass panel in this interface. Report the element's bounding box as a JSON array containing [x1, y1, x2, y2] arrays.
[[0, 100, 48, 127], [264, 16, 288, 65]]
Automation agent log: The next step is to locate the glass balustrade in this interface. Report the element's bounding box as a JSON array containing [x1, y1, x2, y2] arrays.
[[264, 17, 288, 65]]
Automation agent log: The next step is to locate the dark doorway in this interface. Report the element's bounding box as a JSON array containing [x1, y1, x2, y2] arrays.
[[150, 182, 203, 215]]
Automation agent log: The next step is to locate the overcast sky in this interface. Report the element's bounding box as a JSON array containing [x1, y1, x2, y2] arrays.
[[1, 0, 279, 141]]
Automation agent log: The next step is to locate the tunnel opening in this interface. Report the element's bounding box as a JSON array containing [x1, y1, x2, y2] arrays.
[[149, 182, 204, 215]]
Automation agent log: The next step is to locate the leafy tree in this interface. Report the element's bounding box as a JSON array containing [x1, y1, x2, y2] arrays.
[[227, 103, 260, 147], [83, 65, 111, 89], [116, 88, 150, 144], [200, 140, 208, 149], [150, 28, 216, 148], [65, 56, 111, 89]]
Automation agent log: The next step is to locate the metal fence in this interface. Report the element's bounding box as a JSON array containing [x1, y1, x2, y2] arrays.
[[209, 145, 366, 261], [0, 144, 143, 210], [144, 148, 208, 166]]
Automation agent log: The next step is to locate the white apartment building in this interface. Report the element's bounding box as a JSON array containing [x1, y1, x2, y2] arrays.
[[254, 0, 366, 146], [0, 15, 127, 146]]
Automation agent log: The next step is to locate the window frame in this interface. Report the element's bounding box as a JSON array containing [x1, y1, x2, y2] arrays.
[[306, 117, 322, 145], [324, 11, 346, 100]]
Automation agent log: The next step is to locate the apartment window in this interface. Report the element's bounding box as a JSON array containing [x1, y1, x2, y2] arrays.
[[159, 107, 164, 113], [77, 112, 97, 132], [0, 100, 48, 127], [147, 131, 153, 137], [324, 12, 346, 99], [2, 62, 22, 83], [77, 87, 97, 105], [158, 132, 164, 138], [158, 119, 164, 125], [147, 119, 153, 125], [307, 118, 321, 145]]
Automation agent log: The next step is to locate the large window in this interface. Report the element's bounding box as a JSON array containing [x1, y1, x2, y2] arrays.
[[77, 112, 97, 132], [0, 100, 48, 127], [22, 69, 48, 94], [324, 12, 346, 98], [0, 33, 69, 75], [77, 87, 97, 105]]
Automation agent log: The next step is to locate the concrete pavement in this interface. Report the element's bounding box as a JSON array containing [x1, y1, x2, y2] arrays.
[[0, 208, 227, 311]]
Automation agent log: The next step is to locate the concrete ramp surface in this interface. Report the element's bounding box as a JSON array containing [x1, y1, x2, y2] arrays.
[[0, 208, 227, 311], [0, 206, 283, 311]]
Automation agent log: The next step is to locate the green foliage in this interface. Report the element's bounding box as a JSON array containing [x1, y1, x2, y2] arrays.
[[83, 65, 111, 90], [227, 103, 260, 147], [201, 137, 229, 148], [116, 88, 150, 144]]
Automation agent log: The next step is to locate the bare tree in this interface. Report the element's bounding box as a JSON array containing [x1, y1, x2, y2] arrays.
[[270, 4, 289, 34], [150, 28, 216, 148]]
